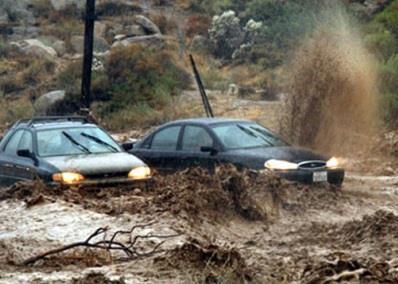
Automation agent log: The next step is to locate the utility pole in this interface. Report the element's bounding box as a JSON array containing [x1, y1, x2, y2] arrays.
[[81, 0, 96, 109]]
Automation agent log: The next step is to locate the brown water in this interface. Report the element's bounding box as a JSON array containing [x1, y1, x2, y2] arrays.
[[280, 10, 380, 155]]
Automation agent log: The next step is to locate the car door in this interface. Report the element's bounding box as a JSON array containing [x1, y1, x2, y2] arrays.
[[133, 125, 182, 172], [179, 125, 218, 170], [0, 130, 36, 186]]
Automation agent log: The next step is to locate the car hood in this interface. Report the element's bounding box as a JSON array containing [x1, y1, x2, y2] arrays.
[[226, 146, 328, 163], [43, 152, 146, 175]]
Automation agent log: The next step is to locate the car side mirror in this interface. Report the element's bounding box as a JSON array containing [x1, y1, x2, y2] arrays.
[[17, 149, 33, 158], [121, 142, 135, 151], [200, 146, 218, 156], [17, 149, 39, 165]]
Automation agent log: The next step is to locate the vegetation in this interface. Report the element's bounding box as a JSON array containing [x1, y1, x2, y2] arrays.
[[364, 1, 398, 125]]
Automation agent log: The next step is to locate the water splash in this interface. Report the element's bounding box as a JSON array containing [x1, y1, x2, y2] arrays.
[[280, 7, 380, 155]]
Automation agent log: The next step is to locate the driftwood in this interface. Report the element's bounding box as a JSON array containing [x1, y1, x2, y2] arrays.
[[23, 222, 180, 266]]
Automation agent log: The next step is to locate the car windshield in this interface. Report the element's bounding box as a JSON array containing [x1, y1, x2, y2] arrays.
[[37, 126, 121, 157], [212, 122, 288, 150]]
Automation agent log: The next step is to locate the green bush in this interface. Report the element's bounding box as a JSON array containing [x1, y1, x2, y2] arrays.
[[380, 54, 398, 124], [97, 45, 191, 125]]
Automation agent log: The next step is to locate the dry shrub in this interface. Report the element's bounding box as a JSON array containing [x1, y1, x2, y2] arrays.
[[151, 12, 177, 34], [280, 12, 380, 155], [184, 14, 211, 38]]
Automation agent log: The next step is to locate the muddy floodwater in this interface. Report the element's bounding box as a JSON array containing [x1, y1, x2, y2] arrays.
[[1, 166, 398, 283]]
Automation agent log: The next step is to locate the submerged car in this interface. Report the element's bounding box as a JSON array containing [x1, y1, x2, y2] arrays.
[[129, 118, 344, 185], [0, 116, 151, 187]]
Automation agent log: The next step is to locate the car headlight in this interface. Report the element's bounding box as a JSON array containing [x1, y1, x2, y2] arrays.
[[128, 166, 151, 180], [264, 159, 298, 170], [326, 157, 339, 169], [52, 172, 85, 184]]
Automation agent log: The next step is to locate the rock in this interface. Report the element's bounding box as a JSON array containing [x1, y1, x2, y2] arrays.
[[50, 0, 85, 11], [349, 0, 393, 17], [0, 0, 35, 25], [134, 15, 161, 35], [34, 90, 66, 115], [71, 35, 110, 54], [10, 39, 58, 58], [0, 11, 8, 25], [38, 36, 67, 56], [114, 34, 127, 41], [94, 21, 108, 38], [9, 26, 41, 41], [125, 24, 146, 37], [112, 34, 165, 49]]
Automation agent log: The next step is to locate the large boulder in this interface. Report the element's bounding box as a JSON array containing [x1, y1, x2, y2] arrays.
[[125, 24, 146, 37], [10, 39, 58, 58], [70, 35, 110, 54], [34, 90, 66, 115], [38, 36, 67, 56], [134, 15, 161, 35], [112, 34, 165, 49]]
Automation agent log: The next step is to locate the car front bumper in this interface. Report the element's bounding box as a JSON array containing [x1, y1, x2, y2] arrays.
[[277, 168, 345, 185], [49, 177, 152, 187]]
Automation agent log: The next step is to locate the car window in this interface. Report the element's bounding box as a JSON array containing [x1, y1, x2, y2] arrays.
[[182, 126, 213, 151], [18, 131, 33, 153], [37, 126, 121, 157], [151, 126, 181, 151], [4, 130, 24, 155]]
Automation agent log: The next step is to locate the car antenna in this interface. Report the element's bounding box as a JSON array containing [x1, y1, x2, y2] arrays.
[[189, 54, 214, 118]]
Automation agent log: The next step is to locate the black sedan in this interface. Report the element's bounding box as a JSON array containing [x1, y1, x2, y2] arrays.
[[129, 118, 344, 185], [0, 116, 151, 187]]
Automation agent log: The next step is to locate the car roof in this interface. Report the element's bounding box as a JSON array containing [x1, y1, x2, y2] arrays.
[[11, 116, 97, 131], [162, 117, 254, 127]]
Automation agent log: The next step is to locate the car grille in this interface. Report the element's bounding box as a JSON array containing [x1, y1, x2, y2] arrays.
[[298, 161, 326, 170], [85, 171, 129, 180]]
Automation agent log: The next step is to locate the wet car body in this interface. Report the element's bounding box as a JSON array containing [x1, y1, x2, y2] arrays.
[[0, 116, 151, 187], [130, 118, 344, 185]]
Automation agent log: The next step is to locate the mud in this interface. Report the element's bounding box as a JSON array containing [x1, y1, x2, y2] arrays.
[[72, 272, 126, 284], [154, 238, 253, 283], [0, 166, 287, 222], [1, 164, 398, 283]]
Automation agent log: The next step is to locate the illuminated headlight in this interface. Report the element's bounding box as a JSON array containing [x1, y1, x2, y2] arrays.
[[326, 157, 339, 169], [264, 159, 298, 170], [128, 166, 151, 180], [52, 172, 85, 184]]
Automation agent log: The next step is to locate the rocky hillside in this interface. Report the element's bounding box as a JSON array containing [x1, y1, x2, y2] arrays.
[[0, 0, 396, 130]]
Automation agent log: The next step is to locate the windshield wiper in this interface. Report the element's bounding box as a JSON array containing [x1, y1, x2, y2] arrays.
[[81, 132, 118, 153], [237, 124, 272, 146], [249, 126, 276, 146], [62, 131, 91, 154]]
